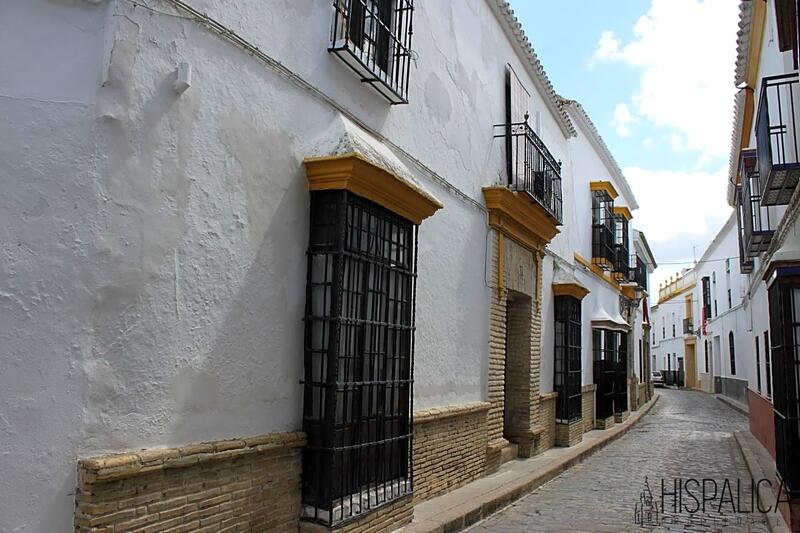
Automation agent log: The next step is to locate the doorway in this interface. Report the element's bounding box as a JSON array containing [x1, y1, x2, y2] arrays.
[[504, 291, 532, 443]]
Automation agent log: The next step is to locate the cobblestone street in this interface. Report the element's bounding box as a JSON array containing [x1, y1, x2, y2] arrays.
[[468, 390, 769, 532]]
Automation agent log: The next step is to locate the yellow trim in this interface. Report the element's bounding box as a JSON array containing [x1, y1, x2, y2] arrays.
[[304, 153, 443, 225], [553, 282, 590, 300], [612, 206, 633, 221], [658, 282, 696, 304], [590, 180, 619, 200], [482, 186, 559, 251], [746, 0, 767, 89], [621, 284, 636, 301], [574, 253, 622, 292]]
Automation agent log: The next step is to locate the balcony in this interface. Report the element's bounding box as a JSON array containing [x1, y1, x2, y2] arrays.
[[613, 215, 629, 281], [755, 73, 800, 205], [592, 189, 615, 270], [329, 0, 414, 104], [735, 185, 756, 274], [739, 149, 776, 256], [683, 317, 694, 336], [629, 255, 648, 290], [505, 117, 563, 224]]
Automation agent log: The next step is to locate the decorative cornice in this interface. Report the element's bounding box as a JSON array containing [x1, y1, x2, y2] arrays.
[[613, 206, 633, 221], [590, 180, 619, 200], [483, 186, 559, 250], [563, 100, 639, 210], [553, 282, 590, 300], [304, 153, 443, 224], [486, 0, 576, 138]]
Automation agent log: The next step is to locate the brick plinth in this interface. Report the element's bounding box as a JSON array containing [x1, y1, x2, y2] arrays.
[[75, 432, 305, 532], [535, 392, 557, 454], [581, 385, 596, 433], [596, 415, 615, 430], [614, 410, 630, 423], [299, 496, 413, 533], [413, 402, 490, 502], [555, 418, 584, 447]]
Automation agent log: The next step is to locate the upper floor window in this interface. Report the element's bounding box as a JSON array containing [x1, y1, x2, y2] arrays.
[[330, 0, 414, 104], [728, 331, 736, 375], [701, 276, 711, 319], [591, 185, 616, 270]]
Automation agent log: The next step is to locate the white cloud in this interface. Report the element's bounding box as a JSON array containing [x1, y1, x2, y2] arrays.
[[668, 133, 685, 152], [591, 0, 739, 160], [611, 103, 637, 137], [624, 165, 731, 243], [591, 30, 622, 64], [643, 137, 655, 150]]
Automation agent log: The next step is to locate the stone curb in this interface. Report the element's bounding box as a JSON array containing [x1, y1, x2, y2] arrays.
[[402, 394, 660, 533], [716, 394, 749, 415], [733, 431, 791, 533]]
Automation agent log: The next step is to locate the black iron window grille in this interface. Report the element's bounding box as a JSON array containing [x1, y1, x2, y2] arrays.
[[755, 73, 800, 205], [701, 276, 711, 320], [755, 337, 762, 393], [498, 114, 563, 224], [683, 317, 693, 335], [613, 215, 630, 279], [593, 329, 627, 418], [554, 296, 582, 423], [739, 150, 775, 255], [768, 273, 800, 498], [302, 190, 417, 526], [764, 331, 772, 397], [592, 191, 615, 270], [614, 331, 628, 414], [330, 0, 414, 104], [735, 186, 756, 274], [629, 255, 647, 290]]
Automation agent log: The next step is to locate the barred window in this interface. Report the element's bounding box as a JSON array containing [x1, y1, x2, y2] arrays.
[[592, 191, 615, 269], [554, 296, 582, 423], [768, 276, 800, 498], [330, 0, 414, 104], [593, 329, 616, 420], [302, 190, 417, 526]]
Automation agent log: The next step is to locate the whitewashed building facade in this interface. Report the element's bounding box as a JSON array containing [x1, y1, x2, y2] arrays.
[[0, 1, 654, 531]]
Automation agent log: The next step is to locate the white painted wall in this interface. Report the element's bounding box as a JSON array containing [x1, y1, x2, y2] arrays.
[[0, 0, 645, 530]]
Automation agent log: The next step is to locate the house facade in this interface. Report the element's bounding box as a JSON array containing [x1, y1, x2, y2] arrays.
[[1, 1, 654, 531], [651, 0, 800, 529]]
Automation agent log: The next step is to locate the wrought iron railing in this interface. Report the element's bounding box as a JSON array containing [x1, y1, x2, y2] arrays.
[[592, 191, 615, 270], [739, 149, 775, 255], [629, 255, 648, 290], [330, 0, 414, 104], [735, 186, 756, 274], [613, 216, 629, 280], [683, 317, 694, 335], [755, 73, 800, 205], [505, 118, 563, 224]]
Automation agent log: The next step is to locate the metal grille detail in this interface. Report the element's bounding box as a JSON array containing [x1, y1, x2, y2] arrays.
[[592, 191, 615, 270], [768, 275, 800, 497], [554, 296, 582, 423], [302, 190, 416, 526], [330, 0, 414, 104]]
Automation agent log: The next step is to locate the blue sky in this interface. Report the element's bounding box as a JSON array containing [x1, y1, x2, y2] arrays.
[[511, 0, 741, 296]]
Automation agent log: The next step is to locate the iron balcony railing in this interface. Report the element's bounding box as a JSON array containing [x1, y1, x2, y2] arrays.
[[683, 317, 694, 335], [592, 191, 615, 270], [755, 73, 800, 205], [613, 216, 629, 280], [330, 0, 414, 104], [740, 149, 775, 255], [629, 255, 648, 290], [505, 117, 563, 224], [735, 186, 756, 274]]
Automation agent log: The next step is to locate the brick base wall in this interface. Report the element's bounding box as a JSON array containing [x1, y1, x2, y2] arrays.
[[299, 496, 413, 533], [596, 415, 615, 430], [536, 393, 557, 454], [555, 419, 583, 447], [75, 432, 305, 532], [413, 402, 490, 502], [581, 385, 596, 433]]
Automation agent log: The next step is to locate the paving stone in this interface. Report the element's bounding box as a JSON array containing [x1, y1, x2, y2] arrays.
[[466, 389, 769, 532]]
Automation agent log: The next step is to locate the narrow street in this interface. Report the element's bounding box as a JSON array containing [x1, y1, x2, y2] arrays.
[[468, 390, 769, 532]]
